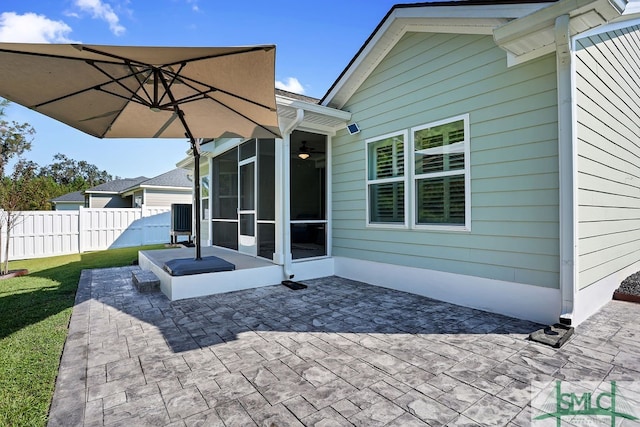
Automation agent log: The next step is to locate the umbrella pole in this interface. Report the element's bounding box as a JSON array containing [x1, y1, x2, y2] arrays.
[[170, 103, 202, 261], [191, 138, 202, 261]]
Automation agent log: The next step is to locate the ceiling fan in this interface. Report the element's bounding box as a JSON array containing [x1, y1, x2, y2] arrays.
[[297, 141, 325, 160]]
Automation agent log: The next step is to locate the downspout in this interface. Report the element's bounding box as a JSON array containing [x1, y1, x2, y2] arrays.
[[556, 14, 577, 325], [282, 108, 305, 279]]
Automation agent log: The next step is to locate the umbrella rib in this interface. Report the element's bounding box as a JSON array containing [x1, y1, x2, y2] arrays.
[[89, 61, 152, 106], [208, 96, 281, 138], [31, 62, 149, 109], [95, 87, 150, 107], [163, 72, 276, 112], [157, 63, 187, 107], [77, 44, 273, 69]]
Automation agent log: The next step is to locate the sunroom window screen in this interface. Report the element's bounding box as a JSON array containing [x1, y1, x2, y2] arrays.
[[414, 119, 466, 226], [367, 135, 404, 224]]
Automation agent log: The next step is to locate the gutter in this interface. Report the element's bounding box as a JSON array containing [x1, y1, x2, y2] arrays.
[[281, 108, 305, 279], [556, 14, 577, 325]]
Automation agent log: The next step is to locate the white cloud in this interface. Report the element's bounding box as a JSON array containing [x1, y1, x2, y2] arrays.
[[0, 12, 74, 43], [73, 0, 125, 36], [185, 0, 200, 12], [275, 77, 305, 94]]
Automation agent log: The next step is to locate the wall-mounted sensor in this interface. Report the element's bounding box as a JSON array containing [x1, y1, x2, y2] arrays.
[[347, 123, 360, 135]]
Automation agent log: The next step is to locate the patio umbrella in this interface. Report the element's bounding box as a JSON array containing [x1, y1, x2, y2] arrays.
[[0, 42, 281, 260]]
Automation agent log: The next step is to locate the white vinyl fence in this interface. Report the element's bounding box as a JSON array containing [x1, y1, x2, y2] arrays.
[[0, 206, 175, 261]]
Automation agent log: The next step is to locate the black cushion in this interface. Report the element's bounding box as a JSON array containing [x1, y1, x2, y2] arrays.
[[163, 256, 235, 276]]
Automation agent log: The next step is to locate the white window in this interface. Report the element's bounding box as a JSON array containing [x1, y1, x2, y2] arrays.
[[365, 115, 470, 231], [411, 114, 470, 230], [366, 131, 407, 226]]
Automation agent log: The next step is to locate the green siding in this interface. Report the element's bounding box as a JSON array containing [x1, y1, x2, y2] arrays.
[[332, 32, 559, 288], [575, 25, 640, 289]]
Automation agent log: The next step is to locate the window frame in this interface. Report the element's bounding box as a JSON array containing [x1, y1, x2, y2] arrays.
[[365, 130, 409, 228], [410, 114, 471, 232]]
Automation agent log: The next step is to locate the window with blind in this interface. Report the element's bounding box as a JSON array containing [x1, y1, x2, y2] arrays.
[[366, 132, 406, 225], [365, 115, 469, 230], [412, 115, 469, 228]]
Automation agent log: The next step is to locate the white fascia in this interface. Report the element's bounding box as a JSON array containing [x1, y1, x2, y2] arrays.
[[323, 3, 548, 109], [276, 95, 351, 120], [138, 185, 191, 192]]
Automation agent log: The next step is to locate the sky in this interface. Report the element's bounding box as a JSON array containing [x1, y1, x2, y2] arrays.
[[0, 0, 400, 179]]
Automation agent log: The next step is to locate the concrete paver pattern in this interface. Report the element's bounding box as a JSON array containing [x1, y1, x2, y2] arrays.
[[48, 266, 640, 426]]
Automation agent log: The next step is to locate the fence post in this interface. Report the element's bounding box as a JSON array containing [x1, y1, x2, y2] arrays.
[[141, 204, 146, 246], [78, 206, 85, 254]]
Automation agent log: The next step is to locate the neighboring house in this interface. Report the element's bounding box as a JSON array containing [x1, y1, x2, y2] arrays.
[[84, 176, 148, 208], [50, 190, 84, 211], [120, 168, 193, 208], [53, 168, 193, 210], [181, 0, 640, 326]]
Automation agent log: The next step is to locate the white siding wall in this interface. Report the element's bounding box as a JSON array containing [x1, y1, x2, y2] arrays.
[[575, 25, 640, 289], [89, 194, 130, 208], [332, 32, 560, 288], [145, 189, 192, 207]]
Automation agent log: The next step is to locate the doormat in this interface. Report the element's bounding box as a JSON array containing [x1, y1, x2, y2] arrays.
[[282, 280, 307, 290]]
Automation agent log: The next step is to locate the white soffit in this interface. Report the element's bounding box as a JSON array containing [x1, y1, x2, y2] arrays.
[[277, 93, 351, 134], [494, 0, 627, 65], [322, 3, 551, 109]]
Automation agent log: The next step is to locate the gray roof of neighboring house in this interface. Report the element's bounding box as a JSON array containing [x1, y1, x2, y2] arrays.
[[276, 88, 320, 104], [85, 176, 148, 193], [53, 169, 190, 202], [50, 190, 85, 203], [136, 168, 191, 189]]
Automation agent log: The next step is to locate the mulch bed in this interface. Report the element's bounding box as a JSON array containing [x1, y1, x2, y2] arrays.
[[614, 271, 640, 303], [0, 269, 29, 280]]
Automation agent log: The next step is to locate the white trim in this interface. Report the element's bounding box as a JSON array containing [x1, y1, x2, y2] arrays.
[[573, 260, 640, 325], [276, 95, 352, 120], [506, 44, 557, 67], [334, 256, 561, 325], [281, 109, 305, 279], [326, 135, 333, 257], [365, 130, 409, 228], [573, 16, 640, 40], [410, 113, 471, 232], [207, 157, 213, 247]]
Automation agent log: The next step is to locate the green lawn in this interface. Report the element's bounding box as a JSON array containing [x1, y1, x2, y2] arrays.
[[0, 245, 165, 426]]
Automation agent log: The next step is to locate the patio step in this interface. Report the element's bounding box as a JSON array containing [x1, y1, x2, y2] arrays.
[[132, 268, 160, 293]]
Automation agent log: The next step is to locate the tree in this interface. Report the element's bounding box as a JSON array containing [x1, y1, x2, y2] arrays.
[[0, 160, 39, 274], [0, 99, 35, 177], [39, 153, 113, 189]]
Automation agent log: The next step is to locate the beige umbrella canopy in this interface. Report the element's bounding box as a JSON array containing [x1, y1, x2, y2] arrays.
[[0, 42, 281, 260]]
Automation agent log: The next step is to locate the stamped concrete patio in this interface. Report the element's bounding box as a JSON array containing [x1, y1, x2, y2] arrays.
[[48, 266, 640, 426]]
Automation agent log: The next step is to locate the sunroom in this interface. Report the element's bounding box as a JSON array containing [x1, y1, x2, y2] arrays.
[[141, 90, 351, 300]]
